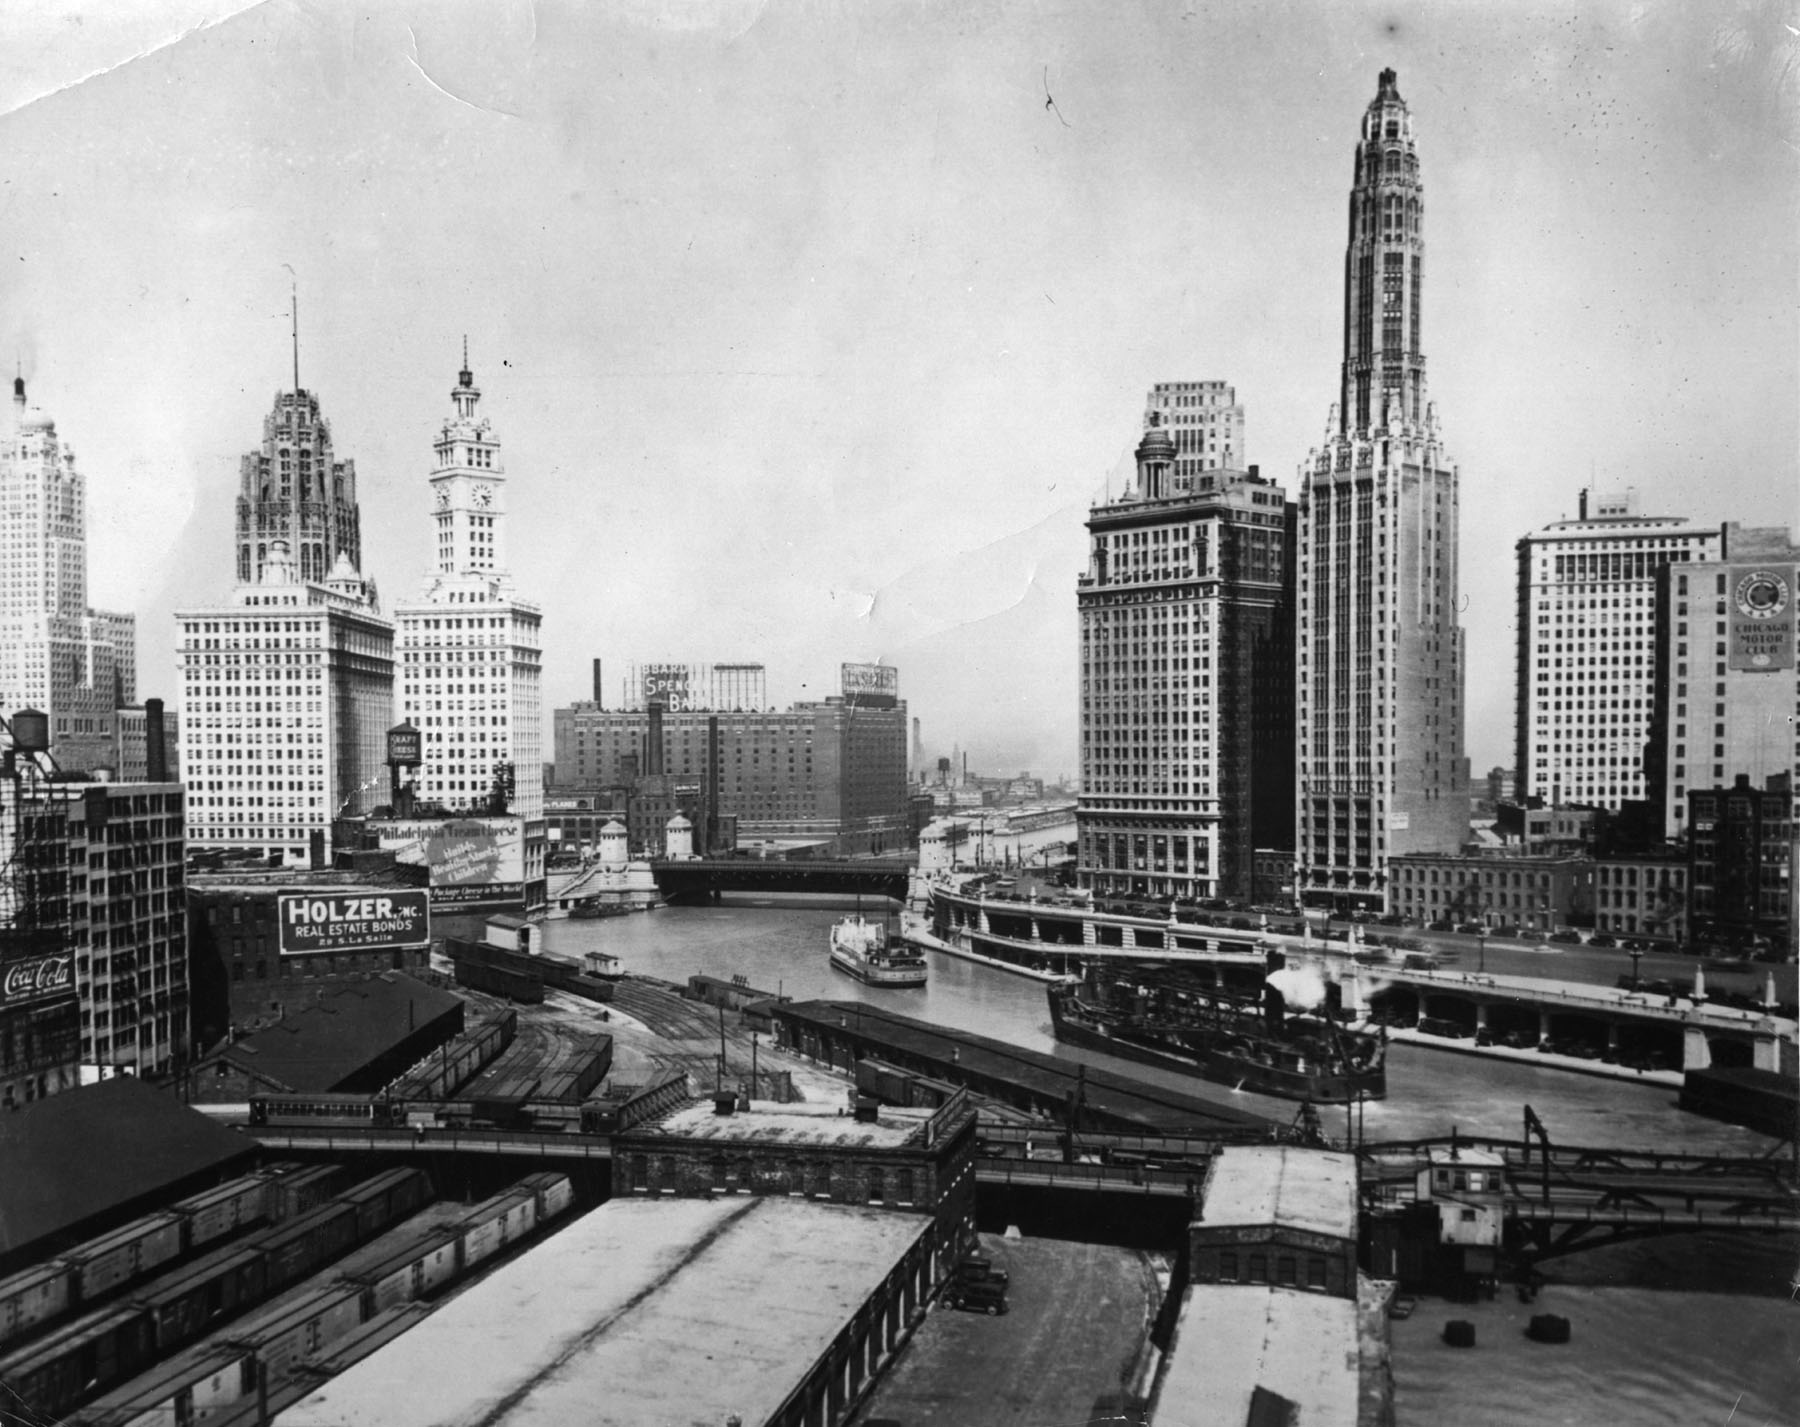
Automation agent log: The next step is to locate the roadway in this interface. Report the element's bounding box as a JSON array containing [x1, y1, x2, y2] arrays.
[[1359, 925, 1795, 1004]]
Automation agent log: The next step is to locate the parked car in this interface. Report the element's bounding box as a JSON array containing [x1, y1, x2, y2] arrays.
[[1588, 933, 1617, 948], [1548, 930, 1583, 944], [1427, 919, 1454, 932], [947, 1277, 1009, 1315], [1455, 923, 1482, 936]]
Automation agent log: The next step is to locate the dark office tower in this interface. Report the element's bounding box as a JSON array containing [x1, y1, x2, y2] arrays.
[[1076, 388, 1296, 904], [1295, 70, 1469, 914], [235, 388, 363, 586]]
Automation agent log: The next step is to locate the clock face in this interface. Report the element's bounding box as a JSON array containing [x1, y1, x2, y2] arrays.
[[473, 483, 494, 509], [433, 485, 450, 510]]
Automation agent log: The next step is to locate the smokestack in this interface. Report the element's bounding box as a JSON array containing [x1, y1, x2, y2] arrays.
[[309, 828, 326, 870], [647, 702, 665, 775], [708, 715, 721, 854], [592, 658, 604, 707], [145, 698, 167, 783], [1578, 488, 1588, 521]]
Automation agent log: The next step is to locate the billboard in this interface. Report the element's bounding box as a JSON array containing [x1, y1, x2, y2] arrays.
[[1, 951, 75, 1006], [841, 662, 899, 708], [1727, 566, 1796, 672], [641, 664, 695, 712], [386, 723, 422, 767], [278, 889, 431, 956], [374, 817, 527, 913]]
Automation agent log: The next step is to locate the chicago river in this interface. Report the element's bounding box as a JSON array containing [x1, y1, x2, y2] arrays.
[[542, 897, 1798, 1426]]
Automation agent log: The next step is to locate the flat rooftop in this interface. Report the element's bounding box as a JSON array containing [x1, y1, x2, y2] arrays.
[[636, 1098, 932, 1149], [1199, 1147, 1358, 1240], [1151, 1285, 1360, 1426], [275, 1196, 932, 1427]]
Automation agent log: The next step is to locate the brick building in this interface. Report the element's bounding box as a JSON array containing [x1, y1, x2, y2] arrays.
[[1387, 852, 1594, 933]]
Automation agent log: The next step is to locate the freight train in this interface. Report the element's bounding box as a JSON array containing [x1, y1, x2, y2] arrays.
[[0, 1168, 433, 1423], [0, 1164, 347, 1353], [447, 934, 617, 1006], [63, 1173, 573, 1427]]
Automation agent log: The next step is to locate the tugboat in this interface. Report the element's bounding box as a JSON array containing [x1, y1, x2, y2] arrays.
[[829, 912, 929, 988], [568, 898, 631, 920], [1046, 964, 1386, 1103]]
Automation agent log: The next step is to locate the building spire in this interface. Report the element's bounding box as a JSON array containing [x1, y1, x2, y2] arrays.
[[291, 283, 300, 394]]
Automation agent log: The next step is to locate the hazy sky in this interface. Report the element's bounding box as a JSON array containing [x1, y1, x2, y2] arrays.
[[4, 1, 1795, 781]]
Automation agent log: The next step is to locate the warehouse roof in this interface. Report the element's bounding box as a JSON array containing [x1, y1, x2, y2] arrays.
[[1198, 1147, 1359, 1241], [206, 973, 462, 1093], [637, 1098, 932, 1149], [275, 1197, 932, 1427], [0, 1077, 254, 1265], [1151, 1285, 1361, 1426]]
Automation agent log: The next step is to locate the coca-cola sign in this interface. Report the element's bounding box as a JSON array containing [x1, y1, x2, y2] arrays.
[[1, 953, 75, 1005]]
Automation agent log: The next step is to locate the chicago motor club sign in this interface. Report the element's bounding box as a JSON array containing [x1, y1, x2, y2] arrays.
[[1728, 566, 1796, 672], [1, 953, 75, 1005]]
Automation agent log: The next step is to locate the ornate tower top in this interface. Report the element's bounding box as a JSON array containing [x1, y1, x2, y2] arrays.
[[428, 344, 508, 580], [1338, 68, 1427, 440]]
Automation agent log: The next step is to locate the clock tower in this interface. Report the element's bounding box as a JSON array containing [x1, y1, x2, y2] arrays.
[[428, 345, 507, 576], [393, 344, 546, 908]]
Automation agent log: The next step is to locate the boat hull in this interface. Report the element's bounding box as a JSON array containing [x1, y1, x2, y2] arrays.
[[829, 947, 928, 988], [1048, 989, 1386, 1104]]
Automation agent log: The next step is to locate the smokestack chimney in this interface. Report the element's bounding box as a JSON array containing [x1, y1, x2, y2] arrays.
[[145, 698, 167, 783], [647, 702, 665, 776], [1578, 488, 1588, 521], [309, 829, 326, 870], [592, 658, 604, 707]]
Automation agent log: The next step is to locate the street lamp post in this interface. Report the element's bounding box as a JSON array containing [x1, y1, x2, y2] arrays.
[[1628, 947, 1644, 993]]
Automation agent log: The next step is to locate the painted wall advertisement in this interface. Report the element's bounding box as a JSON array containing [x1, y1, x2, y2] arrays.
[[277, 889, 431, 956], [841, 662, 899, 707], [374, 818, 527, 912], [1727, 566, 1796, 672], [641, 664, 694, 712], [1, 952, 75, 1006]]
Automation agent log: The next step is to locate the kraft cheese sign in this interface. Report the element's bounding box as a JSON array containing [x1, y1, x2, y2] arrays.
[[277, 889, 431, 955]]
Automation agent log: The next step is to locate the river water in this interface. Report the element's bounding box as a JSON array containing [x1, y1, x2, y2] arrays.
[[540, 896, 1799, 1425]]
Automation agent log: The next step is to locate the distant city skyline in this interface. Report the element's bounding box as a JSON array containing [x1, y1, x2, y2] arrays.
[[3, 3, 1794, 781]]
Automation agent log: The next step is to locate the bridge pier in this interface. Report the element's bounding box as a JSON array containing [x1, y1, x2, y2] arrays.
[[1751, 1029, 1783, 1073], [1682, 1024, 1711, 1072]]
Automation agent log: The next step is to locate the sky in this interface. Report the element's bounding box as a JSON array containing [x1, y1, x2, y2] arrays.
[[3, 0, 1795, 782]]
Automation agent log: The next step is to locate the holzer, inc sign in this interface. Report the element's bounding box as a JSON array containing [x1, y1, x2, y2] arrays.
[[278, 889, 431, 956], [1, 953, 74, 1005]]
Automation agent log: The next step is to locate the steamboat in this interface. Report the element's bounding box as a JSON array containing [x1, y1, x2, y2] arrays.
[[829, 913, 929, 989], [1047, 964, 1386, 1104]]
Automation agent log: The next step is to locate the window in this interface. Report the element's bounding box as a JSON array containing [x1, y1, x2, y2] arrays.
[[1218, 1251, 1239, 1282]]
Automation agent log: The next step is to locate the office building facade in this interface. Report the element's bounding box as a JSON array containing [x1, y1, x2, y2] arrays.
[[236, 386, 363, 587], [553, 697, 910, 855], [177, 540, 392, 864], [1645, 524, 1800, 839], [1075, 393, 1295, 903], [1514, 489, 1721, 809], [1295, 69, 1469, 913], [393, 353, 545, 893], [0, 378, 136, 774]]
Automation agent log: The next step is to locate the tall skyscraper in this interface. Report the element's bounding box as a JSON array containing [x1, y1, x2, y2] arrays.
[[236, 387, 364, 587], [1295, 70, 1469, 913], [1515, 489, 1721, 809], [1076, 388, 1295, 904], [0, 377, 137, 773], [394, 351, 545, 890], [180, 371, 390, 865]]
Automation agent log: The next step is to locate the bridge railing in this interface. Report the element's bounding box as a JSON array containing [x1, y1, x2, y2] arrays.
[[974, 1156, 1198, 1196]]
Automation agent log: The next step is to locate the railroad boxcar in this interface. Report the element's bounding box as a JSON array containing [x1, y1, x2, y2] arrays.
[[0, 1259, 76, 1350], [345, 1227, 463, 1315], [239, 1283, 366, 1389], [133, 1243, 268, 1351], [517, 1172, 575, 1221], [451, 956, 545, 1004], [455, 1189, 538, 1269], [67, 1339, 256, 1427], [65, 1212, 187, 1302], [563, 971, 617, 1004], [172, 1173, 275, 1251], [255, 1202, 358, 1295], [337, 1168, 431, 1241], [261, 1164, 350, 1222], [0, 1302, 157, 1422], [535, 1035, 613, 1104]]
